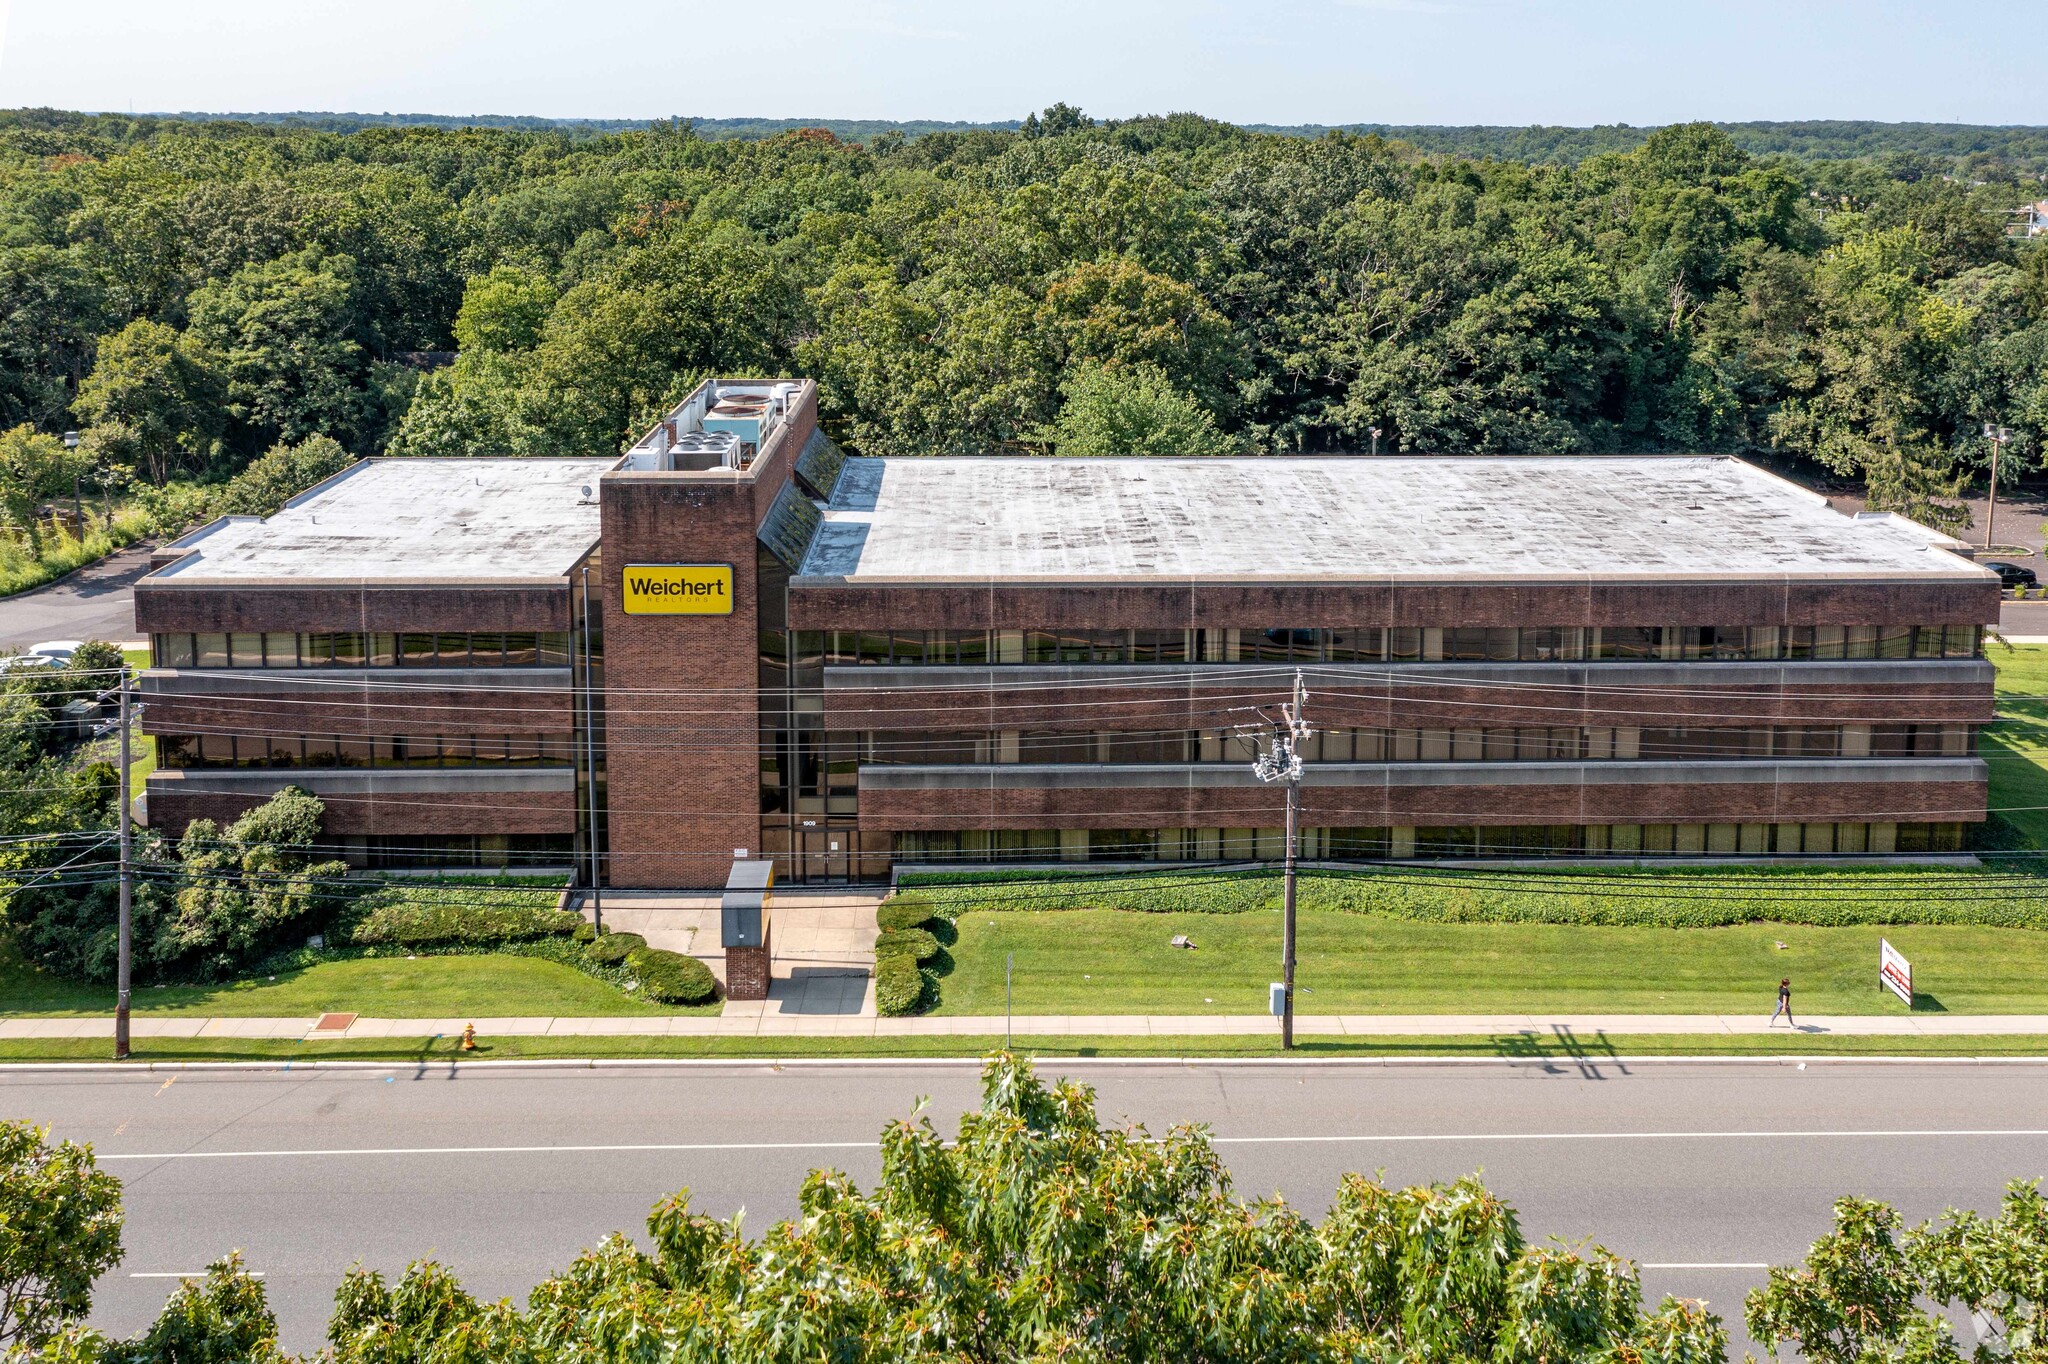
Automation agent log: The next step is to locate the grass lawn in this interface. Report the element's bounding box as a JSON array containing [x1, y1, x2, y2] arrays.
[[1, 1034, 2045, 1064], [0, 947, 700, 1018], [932, 911, 2048, 1016], [1988, 643, 2048, 847]]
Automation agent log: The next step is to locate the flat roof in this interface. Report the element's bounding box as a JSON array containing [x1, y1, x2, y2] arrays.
[[147, 458, 618, 585], [798, 456, 1990, 584]]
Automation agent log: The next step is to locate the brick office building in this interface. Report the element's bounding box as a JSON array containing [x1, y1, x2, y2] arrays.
[[133, 378, 2001, 887]]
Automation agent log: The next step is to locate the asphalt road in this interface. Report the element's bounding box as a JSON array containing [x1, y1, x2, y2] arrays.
[[0, 544, 150, 651], [3, 1058, 2044, 1355], [2002, 598, 2048, 638]]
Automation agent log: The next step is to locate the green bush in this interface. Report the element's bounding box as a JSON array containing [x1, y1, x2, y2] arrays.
[[876, 894, 938, 932], [583, 931, 645, 966], [874, 953, 927, 1016], [875, 927, 938, 962], [571, 920, 597, 944], [625, 947, 717, 1005], [348, 900, 581, 948]]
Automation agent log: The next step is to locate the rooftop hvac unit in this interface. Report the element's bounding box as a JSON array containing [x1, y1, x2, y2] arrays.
[[670, 430, 741, 471]]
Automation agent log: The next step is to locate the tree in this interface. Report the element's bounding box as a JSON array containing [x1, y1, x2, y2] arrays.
[[0, 246, 106, 432], [9, 786, 342, 985], [69, 319, 225, 487], [186, 250, 366, 453], [0, 1120, 123, 1353], [0, 425, 90, 554], [32, 1256, 287, 1364], [162, 786, 348, 981], [1035, 361, 1237, 456], [1769, 226, 1975, 530], [452, 263, 557, 354], [210, 434, 354, 518]]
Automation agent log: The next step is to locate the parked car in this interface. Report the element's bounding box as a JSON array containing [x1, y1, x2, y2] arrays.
[[1985, 561, 2039, 589], [0, 639, 86, 676], [24, 639, 82, 664]]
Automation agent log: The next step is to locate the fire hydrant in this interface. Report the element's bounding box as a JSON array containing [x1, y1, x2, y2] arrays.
[[460, 1023, 477, 1052]]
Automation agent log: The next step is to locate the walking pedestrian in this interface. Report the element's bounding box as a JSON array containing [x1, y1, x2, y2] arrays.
[[1769, 977, 1794, 1028]]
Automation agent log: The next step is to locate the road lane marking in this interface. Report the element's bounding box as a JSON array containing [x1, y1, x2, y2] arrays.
[[130, 1271, 264, 1278], [1641, 1262, 1770, 1269], [90, 1127, 2048, 1161]]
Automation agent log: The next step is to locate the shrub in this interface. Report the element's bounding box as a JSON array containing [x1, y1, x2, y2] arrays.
[[583, 931, 645, 966], [874, 927, 938, 962], [625, 947, 717, 1005], [874, 953, 927, 1016], [876, 894, 937, 932], [348, 895, 581, 948], [571, 920, 597, 944]]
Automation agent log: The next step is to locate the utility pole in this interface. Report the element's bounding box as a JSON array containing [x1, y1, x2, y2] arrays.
[[1251, 669, 1311, 1049], [115, 666, 133, 1061], [1983, 423, 2010, 552]]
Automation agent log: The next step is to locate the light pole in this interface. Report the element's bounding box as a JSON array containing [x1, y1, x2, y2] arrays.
[[62, 430, 80, 536], [1252, 669, 1312, 1049], [1369, 426, 1382, 457], [1983, 423, 2010, 553]]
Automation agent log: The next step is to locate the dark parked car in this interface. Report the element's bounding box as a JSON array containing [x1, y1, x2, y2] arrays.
[[1985, 561, 2038, 589]]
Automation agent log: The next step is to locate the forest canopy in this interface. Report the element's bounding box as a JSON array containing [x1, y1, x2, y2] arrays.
[[0, 104, 2042, 532]]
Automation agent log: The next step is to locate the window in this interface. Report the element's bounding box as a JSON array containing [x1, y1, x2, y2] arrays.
[[1595, 626, 1659, 661], [158, 634, 196, 669], [263, 633, 297, 667], [230, 633, 263, 668]]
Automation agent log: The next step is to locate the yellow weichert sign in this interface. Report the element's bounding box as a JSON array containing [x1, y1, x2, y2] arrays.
[[622, 563, 735, 615]]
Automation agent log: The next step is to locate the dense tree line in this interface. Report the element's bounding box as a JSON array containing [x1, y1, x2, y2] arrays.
[[0, 105, 2041, 534]]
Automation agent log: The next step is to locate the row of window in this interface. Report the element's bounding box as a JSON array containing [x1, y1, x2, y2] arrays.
[[890, 821, 1969, 863], [853, 724, 1977, 765], [153, 632, 574, 670], [157, 733, 576, 769], [354, 834, 574, 869], [814, 625, 1983, 666]]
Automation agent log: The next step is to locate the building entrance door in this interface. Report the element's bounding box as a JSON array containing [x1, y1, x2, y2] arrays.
[[795, 829, 852, 884]]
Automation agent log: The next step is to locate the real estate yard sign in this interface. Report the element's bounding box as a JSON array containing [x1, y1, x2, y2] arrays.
[[1880, 938, 1913, 1006]]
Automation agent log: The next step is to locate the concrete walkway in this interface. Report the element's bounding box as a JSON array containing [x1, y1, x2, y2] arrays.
[[578, 890, 880, 1018], [8, 1013, 2048, 1041]]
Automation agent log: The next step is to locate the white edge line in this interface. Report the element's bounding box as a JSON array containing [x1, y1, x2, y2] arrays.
[[91, 1129, 2048, 1161], [1641, 1263, 1770, 1270]]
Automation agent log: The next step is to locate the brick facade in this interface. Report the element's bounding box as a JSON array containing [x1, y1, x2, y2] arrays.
[[598, 380, 815, 888]]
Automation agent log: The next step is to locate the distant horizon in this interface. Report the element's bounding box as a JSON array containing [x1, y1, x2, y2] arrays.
[[2, 2, 2035, 129], [71, 113, 2048, 134]]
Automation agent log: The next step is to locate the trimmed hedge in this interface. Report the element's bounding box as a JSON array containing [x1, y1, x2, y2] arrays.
[[347, 891, 583, 948], [875, 927, 939, 962], [625, 947, 718, 1005], [897, 866, 2048, 931], [876, 894, 938, 932], [874, 953, 927, 1016], [583, 931, 646, 966]]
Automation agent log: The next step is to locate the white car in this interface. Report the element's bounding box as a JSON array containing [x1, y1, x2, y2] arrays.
[[0, 640, 86, 674]]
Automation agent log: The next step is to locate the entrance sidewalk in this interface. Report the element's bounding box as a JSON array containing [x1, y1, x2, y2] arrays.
[[7, 1013, 2048, 1040]]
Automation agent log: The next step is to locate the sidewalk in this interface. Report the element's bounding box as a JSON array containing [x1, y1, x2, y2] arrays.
[[8, 1013, 2048, 1040]]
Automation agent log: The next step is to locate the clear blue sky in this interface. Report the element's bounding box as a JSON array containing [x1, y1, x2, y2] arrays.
[[0, 0, 2037, 127]]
